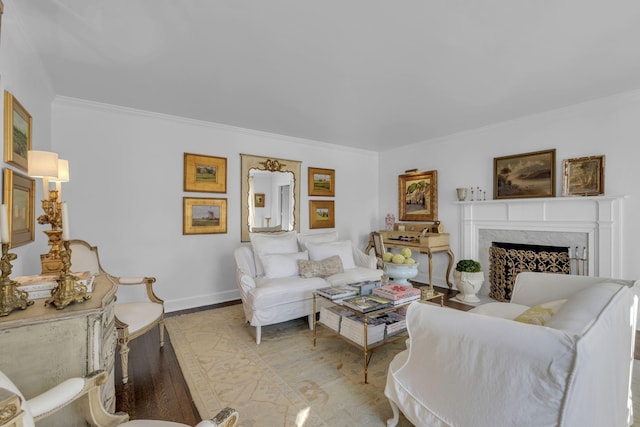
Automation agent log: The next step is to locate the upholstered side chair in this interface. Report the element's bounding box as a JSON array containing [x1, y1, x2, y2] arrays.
[[69, 239, 165, 385], [0, 369, 238, 427], [371, 231, 386, 269]]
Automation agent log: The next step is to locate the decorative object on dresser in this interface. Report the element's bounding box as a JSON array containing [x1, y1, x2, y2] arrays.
[[493, 149, 556, 199], [3, 91, 31, 172], [182, 197, 228, 235], [2, 168, 35, 248], [308, 167, 335, 197], [398, 169, 438, 222], [0, 369, 239, 427], [453, 259, 484, 303], [309, 199, 335, 229], [0, 232, 33, 317], [69, 239, 165, 385], [183, 152, 227, 193], [562, 154, 605, 196], [26, 150, 71, 272]]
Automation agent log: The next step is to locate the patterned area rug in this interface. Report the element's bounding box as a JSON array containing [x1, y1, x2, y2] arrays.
[[165, 304, 411, 427]]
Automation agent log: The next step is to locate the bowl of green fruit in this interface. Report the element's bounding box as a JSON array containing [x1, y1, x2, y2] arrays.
[[382, 248, 418, 286]]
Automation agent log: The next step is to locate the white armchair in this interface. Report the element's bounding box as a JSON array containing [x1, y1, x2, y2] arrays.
[[0, 369, 238, 427], [69, 240, 165, 384]]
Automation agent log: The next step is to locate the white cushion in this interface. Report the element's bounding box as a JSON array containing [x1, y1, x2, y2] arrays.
[[115, 302, 163, 334], [250, 231, 299, 276], [326, 266, 383, 287], [28, 377, 86, 418], [261, 251, 308, 279], [297, 231, 339, 250], [307, 240, 356, 270], [469, 302, 530, 319]]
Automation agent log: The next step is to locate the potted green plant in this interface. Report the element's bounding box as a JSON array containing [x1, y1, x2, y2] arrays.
[[453, 259, 484, 303]]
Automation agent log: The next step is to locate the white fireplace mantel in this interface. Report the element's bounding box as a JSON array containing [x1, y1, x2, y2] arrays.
[[458, 196, 625, 278]]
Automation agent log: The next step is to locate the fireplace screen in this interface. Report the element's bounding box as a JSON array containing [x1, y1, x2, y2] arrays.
[[489, 242, 570, 301]]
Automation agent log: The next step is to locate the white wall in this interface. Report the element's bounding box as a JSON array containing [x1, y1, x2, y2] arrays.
[[51, 98, 380, 311], [379, 90, 640, 284], [0, 1, 56, 275]]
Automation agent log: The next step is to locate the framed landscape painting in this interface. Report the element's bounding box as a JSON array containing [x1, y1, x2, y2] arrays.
[[183, 197, 227, 235], [494, 149, 556, 199], [3, 168, 35, 247], [183, 153, 227, 193], [308, 167, 335, 197], [399, 170, 438, 222], [309, 200, 335, 229], [4, 91, 32, 172], [562, 155, 605, 196]]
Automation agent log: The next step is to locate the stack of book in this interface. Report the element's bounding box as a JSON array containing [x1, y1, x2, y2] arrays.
[[348, 280, 383, 296], [319, 305, 353, 332], [374, 311, 407, 336], [340, 295, 391, 313], [339, 314, 386, 346], [15, 271, 95, 300], [372, 284, 421, 305], [316, 285, 358, 300]]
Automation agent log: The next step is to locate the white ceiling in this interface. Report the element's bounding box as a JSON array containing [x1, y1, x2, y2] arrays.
[[9, 0, 640, 151]]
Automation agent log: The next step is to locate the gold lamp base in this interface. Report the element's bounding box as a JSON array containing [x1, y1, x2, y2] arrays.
[[45, 241, 91, 310], [0, 243, 34, 317]]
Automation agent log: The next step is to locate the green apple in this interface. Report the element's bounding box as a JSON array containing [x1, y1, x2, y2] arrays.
[[392, 254, 406, 264], [382, 252, 394, 262], [400, 248, 412, 258], [404, 257, 416, 264]]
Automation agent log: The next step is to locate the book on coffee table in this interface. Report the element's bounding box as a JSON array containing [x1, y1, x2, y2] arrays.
[[341, 295, 392, 313], [372, 283, 421, 301], [316, 285, 358, 300]]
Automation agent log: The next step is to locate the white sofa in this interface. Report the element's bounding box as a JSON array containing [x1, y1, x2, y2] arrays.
[[385, 272, 639, 427], [234, 231, 382, 344]]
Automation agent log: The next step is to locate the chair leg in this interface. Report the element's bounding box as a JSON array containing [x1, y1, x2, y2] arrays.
[[387, 399, 400, 427], [256, 325, 261, 344], [119, 339, 130, 384], [159, 318, 165, 347]]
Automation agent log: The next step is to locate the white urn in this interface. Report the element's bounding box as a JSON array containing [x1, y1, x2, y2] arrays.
[[453, 270, 484, 303]]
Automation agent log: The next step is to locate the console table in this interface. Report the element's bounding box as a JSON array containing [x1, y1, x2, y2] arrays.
[[366, 224, 455, 288], [0, 274, 117, 427]]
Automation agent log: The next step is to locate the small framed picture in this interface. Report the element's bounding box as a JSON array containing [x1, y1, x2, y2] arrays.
[[184, 153, 227, 193], [494, 149, 556, 199], [3, 168, 35, 247], [254, 193, 265, 208], [308, 167, 335, 197], [3, 91, 32, 172], [562, 155, 605, 196], [183, 197, 227, 235], [309, 200, 335, 229]]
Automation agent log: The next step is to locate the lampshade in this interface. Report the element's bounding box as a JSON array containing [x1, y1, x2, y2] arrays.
[[27, 150, 59, 178], [51, 159, 69, 183]]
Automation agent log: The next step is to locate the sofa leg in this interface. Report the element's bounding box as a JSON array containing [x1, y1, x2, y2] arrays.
[[256, 325, 261, 344], [386, 399, 400, 427]]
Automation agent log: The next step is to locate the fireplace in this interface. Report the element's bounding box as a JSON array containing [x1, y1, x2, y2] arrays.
[[488, 242, 570, 301], [458, 196, 624, 298]]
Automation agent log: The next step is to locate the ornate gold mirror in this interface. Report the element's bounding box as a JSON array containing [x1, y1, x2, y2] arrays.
[[240, 154, 301, 241]]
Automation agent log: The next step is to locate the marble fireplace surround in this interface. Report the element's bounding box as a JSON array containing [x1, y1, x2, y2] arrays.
[[458, 196, 625, 296]]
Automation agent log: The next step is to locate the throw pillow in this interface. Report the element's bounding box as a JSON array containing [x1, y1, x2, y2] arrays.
[[306, 240, 356, 270], [298, 255, 344, 278], [250, 231, 299, 276], [297, 231, 339, 251], [261, 251, 309, 279], [513, 299, 567, 326]]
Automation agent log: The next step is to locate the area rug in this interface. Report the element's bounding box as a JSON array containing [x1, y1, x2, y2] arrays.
[[165, 304, 411, 427]]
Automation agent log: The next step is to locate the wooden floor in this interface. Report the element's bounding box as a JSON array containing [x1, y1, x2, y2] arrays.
[[114, 286, 639, 423]]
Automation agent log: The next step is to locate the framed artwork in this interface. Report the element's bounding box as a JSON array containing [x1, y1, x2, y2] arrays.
[[309, 200, 335, 229], [308, 167, 335, 197], [254, 193, 265, 208], [494, 149, 556, 199], [3, 91, 32, 172], [183, 197, 227, 235], [398, 170, 438, 222], [183, 153, 227, 193], [562, 155, 605, 196], [3, 168, 35, 247]]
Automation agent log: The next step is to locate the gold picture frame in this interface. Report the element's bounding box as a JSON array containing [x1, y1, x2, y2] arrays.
[[254, 193, 265, 208], [399, 170, 438, 222], [4, 91, 32, 172], [3, 168, 35, 247], [562, 155, 605, 196], [183, 197, 227, 235], [309, 200, 335, 229], [308, 167, 335, 197], [494, 149, 556, 199], [184, 153, 227, 193]]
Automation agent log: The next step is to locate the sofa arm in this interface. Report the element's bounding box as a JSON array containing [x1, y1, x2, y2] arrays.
[[352, 247, 377, 270], [387, 302, 575, 427]]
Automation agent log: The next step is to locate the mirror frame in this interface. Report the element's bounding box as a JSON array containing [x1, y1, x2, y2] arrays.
[[240, 154, 301, 242]]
